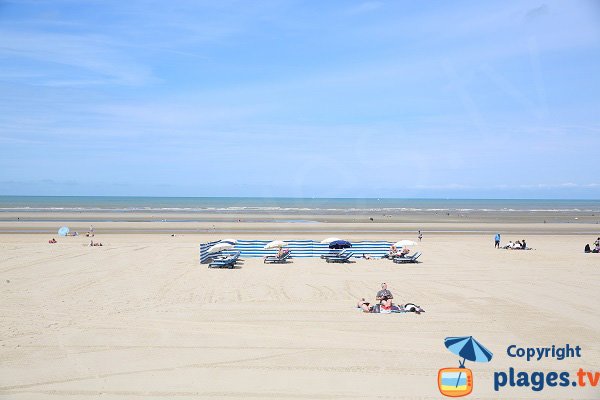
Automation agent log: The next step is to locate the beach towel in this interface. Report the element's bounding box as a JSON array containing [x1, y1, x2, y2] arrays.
[[356, 303, 424, 314]]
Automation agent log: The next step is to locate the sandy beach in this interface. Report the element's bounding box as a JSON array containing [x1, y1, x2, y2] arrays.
[[3, 0, 599, 397], [1, 217, 599, 399]]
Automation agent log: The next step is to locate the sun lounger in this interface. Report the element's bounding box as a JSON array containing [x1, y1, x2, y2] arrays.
[[209, 257, 238, 268], [320, 249, 347, 259], [393, 251, 421, 264], [208, 252, 241, 269], [264, 251, 292, 264], [325, 251, 354, 263]]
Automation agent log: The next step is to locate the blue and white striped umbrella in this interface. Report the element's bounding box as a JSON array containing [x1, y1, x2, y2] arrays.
[[444, 336, 493, 365]]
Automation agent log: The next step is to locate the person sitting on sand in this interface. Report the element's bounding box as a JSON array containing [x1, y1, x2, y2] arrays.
[[48, 238, 57, 244], [585, 244, 591, 253], [521, 239, 527, 249], [376, 283, 393, 308], [595, 238, 600, 247], [504, 241, 513, 249], [362, 254, 372, 260]]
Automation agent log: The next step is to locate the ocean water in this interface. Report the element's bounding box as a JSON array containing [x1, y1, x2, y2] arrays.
[[0, 196, 599, 213]]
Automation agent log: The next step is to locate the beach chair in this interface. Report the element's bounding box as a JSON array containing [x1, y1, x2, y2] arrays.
[[325, 251, 354, 263], [320, 249, 346, 259], [264, 251, 292, 264], [208, 252, 240, 269], [209, 251, 240, 260], [393, 251, 421, 264]]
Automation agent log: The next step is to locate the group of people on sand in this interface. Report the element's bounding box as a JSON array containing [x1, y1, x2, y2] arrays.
[[386, 244, 410, 258], [495, 233, 530, 250], [356, 283, 425, 314], [503, 239, 529, 250], [584, 237, 600, 253]]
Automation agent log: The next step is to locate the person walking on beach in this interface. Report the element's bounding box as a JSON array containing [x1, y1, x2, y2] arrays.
[[418, 230, 423, 242], [494, 233, 501, 248], [376, 283, 393, 308]]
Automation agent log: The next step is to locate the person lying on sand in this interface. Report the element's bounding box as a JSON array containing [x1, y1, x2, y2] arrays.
[[89, 240, 103, 247], [357, 298, 373, 312], [48, 238, 57, 244]]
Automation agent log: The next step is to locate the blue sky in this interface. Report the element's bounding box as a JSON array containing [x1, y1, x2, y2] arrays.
[[0, 0, 599, 198]]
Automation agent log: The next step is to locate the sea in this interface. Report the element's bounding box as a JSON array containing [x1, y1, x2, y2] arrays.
[[1, 196, 599, 214]]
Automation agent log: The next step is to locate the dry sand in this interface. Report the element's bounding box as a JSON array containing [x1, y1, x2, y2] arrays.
[[1, 221, 599, 399]]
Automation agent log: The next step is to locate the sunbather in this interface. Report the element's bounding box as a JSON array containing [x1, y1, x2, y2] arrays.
[[387, 244, 397, 257], [48, 238, 57, 244], [399, 247, 410, 257], [376, 282, 393, 308], [264, 247, 286, 261], [357, 298, 373, 312]]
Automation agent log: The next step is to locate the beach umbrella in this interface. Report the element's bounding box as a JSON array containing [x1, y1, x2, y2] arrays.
[[208, 242, 234, 253], [320, 237, 342, 244], [264, 240, 287, 249], [394, 240, 418, 247], [445, 336, 493, 366], [58, 226, 70, 236], [444, 336, 493, 389], [329, 240, 352, 249]]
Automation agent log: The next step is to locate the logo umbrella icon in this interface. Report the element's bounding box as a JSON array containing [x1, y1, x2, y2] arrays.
[[439, 336, 493, 397]]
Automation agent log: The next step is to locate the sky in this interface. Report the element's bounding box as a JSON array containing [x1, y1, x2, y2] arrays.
[[0, 0, 599, 199]]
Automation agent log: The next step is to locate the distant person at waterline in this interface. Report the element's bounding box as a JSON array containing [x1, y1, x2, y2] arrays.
[[418, 230, 423, 242], [494, 233, 501, 248]]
